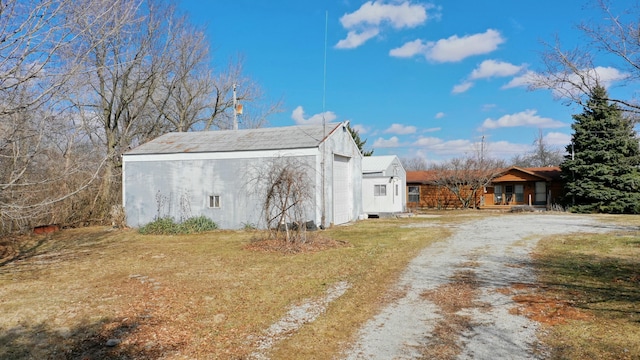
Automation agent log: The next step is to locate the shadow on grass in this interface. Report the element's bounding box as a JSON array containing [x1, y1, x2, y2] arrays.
[[0, 236, 51, 268], [536, 252, 640, 319], [0, 228, 119, 272], [0, 315, 175, 360]]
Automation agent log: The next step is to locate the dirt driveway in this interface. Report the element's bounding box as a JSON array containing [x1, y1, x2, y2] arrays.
[[341, 214, 615, 359]]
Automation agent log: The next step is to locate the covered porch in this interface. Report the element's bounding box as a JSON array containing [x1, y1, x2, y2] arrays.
[[480, 166, 563, 210]]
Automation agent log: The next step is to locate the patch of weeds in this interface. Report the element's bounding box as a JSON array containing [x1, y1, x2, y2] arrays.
[[139, 216, 217, 235], [242, 222, 257, 230], [180, 216, 218, 233]]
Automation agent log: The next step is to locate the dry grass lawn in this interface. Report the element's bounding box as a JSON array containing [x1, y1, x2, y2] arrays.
[[0, 214, 470, 359], [520, 214, 640, 360], [6, 211, 635, 359]]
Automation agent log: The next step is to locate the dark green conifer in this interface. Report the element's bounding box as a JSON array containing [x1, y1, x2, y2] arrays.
[[346, 123, 373, 156], [561, 86, 640, 213]]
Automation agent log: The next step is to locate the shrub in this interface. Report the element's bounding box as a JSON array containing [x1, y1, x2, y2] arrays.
[[139, 217, 179, 235], [139, 216, 217, 235], [180, 216, 218, 234]]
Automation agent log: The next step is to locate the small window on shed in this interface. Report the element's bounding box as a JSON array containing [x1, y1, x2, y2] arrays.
[[208, 195, 221, 208], [374, 184, 387, 196]]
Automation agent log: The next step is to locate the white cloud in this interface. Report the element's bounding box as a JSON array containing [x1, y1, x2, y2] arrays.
[[352, 123, 369, 134], [544, 132, 571, 147], [335, 29, 380, 49], [592, 66, 629, 85], [470, 60, 524, 80], [389, 39, 428, 57], [452, 81, 474, 94], [435, 112, 445, 119], [373, 136, 401, 148], [412, 137, 475, 156], [340, 0, 428, 29], [336, 1, 433, 49], [384, 123, 416, 135], [424, 127, 441, 133], [431, 139, 475, 155], [502, 70, 537, 89], [427, 29, 505, 62], [410, 135, 542, 160], [482, 104, 497, 111], [488, 140, 532, 157], [390, 29, 504, 62], [291, 106, 337, 125], [505, 66, 628, 94], [413, 136, 442, 147], [481, 109, 566, 129]]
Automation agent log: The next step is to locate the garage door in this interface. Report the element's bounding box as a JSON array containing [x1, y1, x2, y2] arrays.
[[333, 155, 351, 225]]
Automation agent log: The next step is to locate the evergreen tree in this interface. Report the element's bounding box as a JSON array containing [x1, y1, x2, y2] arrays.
[[346, 123, 374, 156], [560, 86, 640, 213]]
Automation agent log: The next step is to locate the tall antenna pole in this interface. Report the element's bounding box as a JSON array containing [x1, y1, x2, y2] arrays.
[[233, 83, 238, 130], [321, 10, 328, 228], [322, 11, 328, 123]]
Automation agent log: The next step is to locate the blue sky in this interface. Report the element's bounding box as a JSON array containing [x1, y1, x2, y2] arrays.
[[179, 0, 632, 163]]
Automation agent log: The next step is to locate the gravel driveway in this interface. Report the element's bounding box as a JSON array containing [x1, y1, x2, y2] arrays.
[[342, 213, 615, 359]]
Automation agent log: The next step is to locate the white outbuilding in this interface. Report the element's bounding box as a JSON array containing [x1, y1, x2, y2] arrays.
[[361, 155, 406, 217], [122, 122, 363, 229]]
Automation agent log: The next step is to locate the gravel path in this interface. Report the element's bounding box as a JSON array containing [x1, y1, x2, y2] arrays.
[[342, 214, 616, 360]]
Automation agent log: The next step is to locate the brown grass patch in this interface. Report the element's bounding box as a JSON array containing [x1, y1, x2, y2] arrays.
[[419, 270, 483, 359], [510, 292, 593, 326], [422, 270, 479, 313], [420, 314, 475, 360], [244, 235, 350, 254]]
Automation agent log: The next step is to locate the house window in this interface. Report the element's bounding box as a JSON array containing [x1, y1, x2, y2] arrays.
[[515, 185, 524, 203], [408, 186, 420, 203], [374, 184, 387, 196], [535, 182, 547, 203], [208, 195, 221, 208], [395, 184, 399, 196]]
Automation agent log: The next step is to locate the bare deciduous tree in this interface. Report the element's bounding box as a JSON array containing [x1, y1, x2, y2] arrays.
[[203, 57, 282, 131], [401, 157, 429, 171], [0, 0, 102, 233], [0, 0, 282, 234], [63, 0, 188, 216], [430, 157, 505, 209], [150, 19, 215, 133], [511, 130, 564, 167], [249, 157, 314, 243], [532, 0, 640, 115]]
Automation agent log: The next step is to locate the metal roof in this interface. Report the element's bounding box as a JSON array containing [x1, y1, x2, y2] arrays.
[[125, 123, 342, 155], [362, 155, 400, 173]]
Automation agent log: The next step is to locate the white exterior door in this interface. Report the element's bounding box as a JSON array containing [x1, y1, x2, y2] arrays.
[[333, 155, 351, 225]]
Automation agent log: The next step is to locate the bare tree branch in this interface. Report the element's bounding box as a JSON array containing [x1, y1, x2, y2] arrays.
[[531, 0, 640, 114]]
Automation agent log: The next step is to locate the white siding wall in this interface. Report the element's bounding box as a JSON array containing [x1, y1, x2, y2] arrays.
[[320, 124, 363, 227], [361, 156, 406, 214], [123, 123, 364, 230], [123, 151, 318, 229]]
